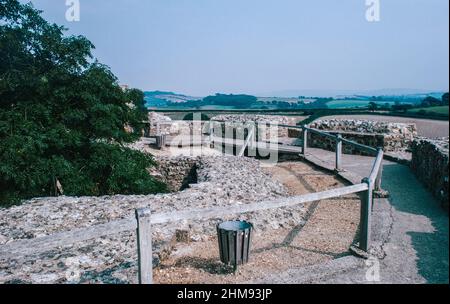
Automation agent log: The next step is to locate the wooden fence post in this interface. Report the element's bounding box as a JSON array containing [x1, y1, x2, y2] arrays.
[[374, 148, 384, 192], [209, 122, 216, 149], [360, 177, 373, 252], [156, 122, 161, 136], [302, 129, 308, 155], [135, 208, 153, 284], [335, 134, 343, 171]]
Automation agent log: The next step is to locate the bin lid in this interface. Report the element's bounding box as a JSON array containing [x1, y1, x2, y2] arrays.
[[218, 221, 252, 232]]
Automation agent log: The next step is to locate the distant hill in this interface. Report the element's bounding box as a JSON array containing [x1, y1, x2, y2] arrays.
[[261, 89, 447, 99], [144, 89, 448, 110], [144, 91, 201, 107]]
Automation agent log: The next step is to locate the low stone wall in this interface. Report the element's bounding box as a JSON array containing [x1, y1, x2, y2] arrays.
[[411, 138, 449, 212], [148, 112, 206, 136], [308, 131, 385, 156], [306, 119, 417, 154], [212, 114, 297, 140], [149, 157, 198, 192]]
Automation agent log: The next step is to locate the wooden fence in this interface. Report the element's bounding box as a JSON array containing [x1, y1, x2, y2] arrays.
[[0, 122, 384, 285]]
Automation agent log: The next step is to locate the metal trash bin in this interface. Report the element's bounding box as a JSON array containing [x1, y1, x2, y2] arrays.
[[217, 221, 253, 271]]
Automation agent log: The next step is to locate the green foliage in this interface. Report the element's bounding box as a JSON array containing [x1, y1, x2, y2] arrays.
[[182, 112, 210, 121], [442, 93, 449, 106], [203, 94, 258, 109], [0, 0, 165, 205], [368, 102, 378, 111], [421, 96, 442, 107]]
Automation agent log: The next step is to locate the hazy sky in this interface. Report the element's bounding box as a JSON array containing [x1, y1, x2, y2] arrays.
[[22, 0, 449, 96]]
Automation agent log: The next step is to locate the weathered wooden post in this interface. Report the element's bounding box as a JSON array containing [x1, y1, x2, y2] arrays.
[[156, 122, 161, 136], [209, 121, 214, 148], [360, 177, 373, 252], [302, 128, 308, 155], [335, 134, 343, 171], [155, 134, 166, 149], [374, 148, 384, 192], [135, 208, 153, 284]]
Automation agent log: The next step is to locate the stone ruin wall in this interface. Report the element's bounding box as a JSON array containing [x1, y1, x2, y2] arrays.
[[148, 157, 198, 192], [148, 113, 298, 141], [306, 119, 418, 154], [411, 137, 449, 212], [211, 114, 297, 141], [148, 112, 205, 137]]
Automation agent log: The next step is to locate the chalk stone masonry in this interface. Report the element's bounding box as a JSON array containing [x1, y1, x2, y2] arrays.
[[306, 119, 418, 155], [411, 137, 449, 212]]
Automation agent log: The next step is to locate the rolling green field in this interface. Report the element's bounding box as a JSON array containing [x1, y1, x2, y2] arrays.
[[326, 100, 396, 109], [408, 106, 449, 116]]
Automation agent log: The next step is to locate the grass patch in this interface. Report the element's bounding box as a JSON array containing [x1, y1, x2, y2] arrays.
[[408, 106, 449, 116], [326, 100, 396, 109]]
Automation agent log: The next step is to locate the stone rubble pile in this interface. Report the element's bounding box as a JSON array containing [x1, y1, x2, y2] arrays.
[[0, 156, 302, 284]]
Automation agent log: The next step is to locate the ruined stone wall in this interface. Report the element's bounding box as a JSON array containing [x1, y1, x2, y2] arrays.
[[152, 121, 206, 137], [307, 119, 417, 153], [148, 112, 207, 136], [149, 157, 198, 192], [308, 131, 385, 156], [411, 138, 449, 212], [211, 115, 297, 140]]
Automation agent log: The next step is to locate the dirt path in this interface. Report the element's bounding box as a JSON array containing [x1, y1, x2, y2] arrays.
[[153, 161, 360, 284]]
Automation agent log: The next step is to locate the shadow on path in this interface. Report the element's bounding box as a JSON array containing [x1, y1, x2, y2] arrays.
[[382, 163, 449, 283]]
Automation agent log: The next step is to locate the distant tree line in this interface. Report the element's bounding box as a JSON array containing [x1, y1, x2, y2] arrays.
[[166, 94, 331, 110], [420, 93, 449, 107]]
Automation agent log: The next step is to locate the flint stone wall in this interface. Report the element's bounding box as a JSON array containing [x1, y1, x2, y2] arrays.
[[304, 119, 417, 154], [0, 156, 301, 284], [411, 137, 449, 212], [148, 112, 206, 137], [211, 115, 297, 140], [148, 157, 198, 192]]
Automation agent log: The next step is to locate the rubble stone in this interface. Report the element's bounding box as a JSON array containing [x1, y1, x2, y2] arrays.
[[307, 119, 418, 154], [0, 156, 300, 284], [411, 137, 449, 212]]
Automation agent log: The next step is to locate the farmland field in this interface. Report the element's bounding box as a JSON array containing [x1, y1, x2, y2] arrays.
[[408, 106, 449, 116], [326, 100, 397, 109]]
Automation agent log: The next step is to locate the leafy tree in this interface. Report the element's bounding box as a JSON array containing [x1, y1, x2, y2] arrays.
[[442, 93, 449, 106], [417, 109, 428, 116], [392, 104, 413, 113], [421, 96, 442, 107], [203, 94, 258, 109], [182, 112, 210, 121], [0, 0, 165, 205], [381, 103, 391, 110], [368, 102, 378, 111]]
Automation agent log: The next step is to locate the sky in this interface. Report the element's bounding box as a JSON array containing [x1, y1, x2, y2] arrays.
[[21, 0, 450, 96]]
